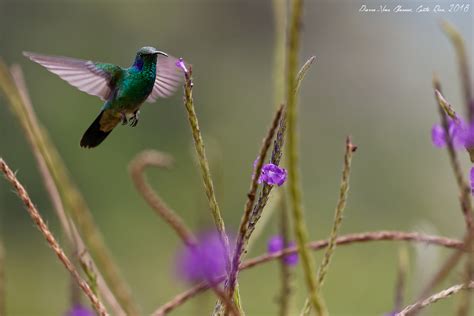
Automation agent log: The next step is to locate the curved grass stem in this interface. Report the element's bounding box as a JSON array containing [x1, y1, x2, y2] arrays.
[[129, 150, 198, 247]]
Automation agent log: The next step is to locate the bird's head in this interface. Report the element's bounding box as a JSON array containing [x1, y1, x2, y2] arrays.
[[133, 46, 168, 70], [136, 46, 168, 58]]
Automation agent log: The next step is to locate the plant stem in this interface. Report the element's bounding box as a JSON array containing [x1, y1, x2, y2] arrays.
[[9, 66, 126, 315], [397, 281, 474, 316], [300, 137, 357, 316], [0, 61, 139, 315], [129, 150, 197, 247], [152, 230, 463, 315], [278, 197, 293, 316], [181, 66, 243, 314], [317, 137, 356, 287], [285, 0, 326, 314], [0, 159, 109, 316], [227, 106, 283, 300], [0, 238, 4, 316], [440, 20, 472, 121]]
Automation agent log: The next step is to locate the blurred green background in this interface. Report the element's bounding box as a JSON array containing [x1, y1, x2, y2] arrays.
[[0, 0, 473, 315]]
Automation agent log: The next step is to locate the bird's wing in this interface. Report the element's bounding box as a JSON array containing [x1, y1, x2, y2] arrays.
[[146, 55, 185, 103], [23, 51, 121, 101]]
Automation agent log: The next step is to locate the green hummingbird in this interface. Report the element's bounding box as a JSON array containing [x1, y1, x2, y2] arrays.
[[23, 47, 184, 148]]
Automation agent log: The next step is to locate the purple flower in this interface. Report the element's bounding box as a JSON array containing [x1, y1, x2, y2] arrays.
[[65, 304, 94, 316], [267, 235, 298, 266], [464, 122, 474, 148], [255, 163, 287, 186], [175, 57, 188, 73], [431, 118, 467, 148], [431, 124, 448, 148], [470, 167, 474, 195], [175, 231, 229, 284]]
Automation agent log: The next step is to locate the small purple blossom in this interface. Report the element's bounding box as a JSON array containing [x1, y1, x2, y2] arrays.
[[431, 124, 448, 148], [255, 162, 287, 186], [267, 235, 298, 266], [431, 117, 474, 149], [175, 231, 228, 284], [175, 57, 188, 73], [65, 304, 94, 316]]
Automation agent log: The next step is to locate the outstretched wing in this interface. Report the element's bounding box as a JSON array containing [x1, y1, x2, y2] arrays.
[[146, 55, 185, 103], [23, 51, 121, 101]]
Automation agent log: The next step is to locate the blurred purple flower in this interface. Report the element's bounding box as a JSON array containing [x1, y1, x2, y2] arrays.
[[65, 304, 94, 316], [267, 235, 298, 266], [175, 231, 229, 284], [383, 312, 397, 316], [470, 167, 474, 195], [431, 124, 448, 148], [431, 116, 474, 150], [464, 122, 474, 148], [255, 162, 287, 186], [175, 57, 188, 74], [431, 117, 467, 148]]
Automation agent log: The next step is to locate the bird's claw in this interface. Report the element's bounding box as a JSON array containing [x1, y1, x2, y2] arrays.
[[120, 112, 128, 125], [129, 110, 140, 127]]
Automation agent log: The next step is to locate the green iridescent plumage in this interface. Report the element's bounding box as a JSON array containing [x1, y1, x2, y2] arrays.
[[24, 46, 184, 148]]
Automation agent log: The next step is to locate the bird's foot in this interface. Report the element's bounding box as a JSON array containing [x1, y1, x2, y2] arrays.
[[120, 112, 128, 125], [129, 110, 140, 127]]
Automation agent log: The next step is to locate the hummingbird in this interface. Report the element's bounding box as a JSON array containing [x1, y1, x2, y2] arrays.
[[23, 47, 184, 148]]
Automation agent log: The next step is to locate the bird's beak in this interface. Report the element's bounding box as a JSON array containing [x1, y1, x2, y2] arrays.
[[155, 50, 168, 57]]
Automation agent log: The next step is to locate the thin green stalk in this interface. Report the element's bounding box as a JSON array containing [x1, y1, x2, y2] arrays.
[[285, 0, 326, 315], [440, 20, 472, 121], [294, 57, 316, 96], [301, 138, 356, 315], [316, 137, 356, 287], [278, 197, 293, 316], [413, 79, 474, 315], [441, 21, 474, 316], [181, 67, 243, 314], [394, 247, 409, 312], [246, 56, 316, 247], [244, 112, 286, 243], [273, 7, 294, 313], [273, 0, 287, 106], [457, 256, 473, 315], [182, 67, 229, 262], [0, 238, 4, 316], [434, 89, 459, 121], [0, 61, 139, 315], [245, 192, 281, 252], [228, 106, 283, 300], [434, 85, 473, 231], [441, 21, 474, 315]]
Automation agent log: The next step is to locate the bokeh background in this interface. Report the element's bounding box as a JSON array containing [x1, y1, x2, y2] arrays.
[[0, 0, 473, 315]]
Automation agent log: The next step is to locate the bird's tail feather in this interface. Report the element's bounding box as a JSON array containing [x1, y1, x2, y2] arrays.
[[80, 110, 114, 148]]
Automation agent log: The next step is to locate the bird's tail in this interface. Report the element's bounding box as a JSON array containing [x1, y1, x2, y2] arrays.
[[80, 110, 117, 148]]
